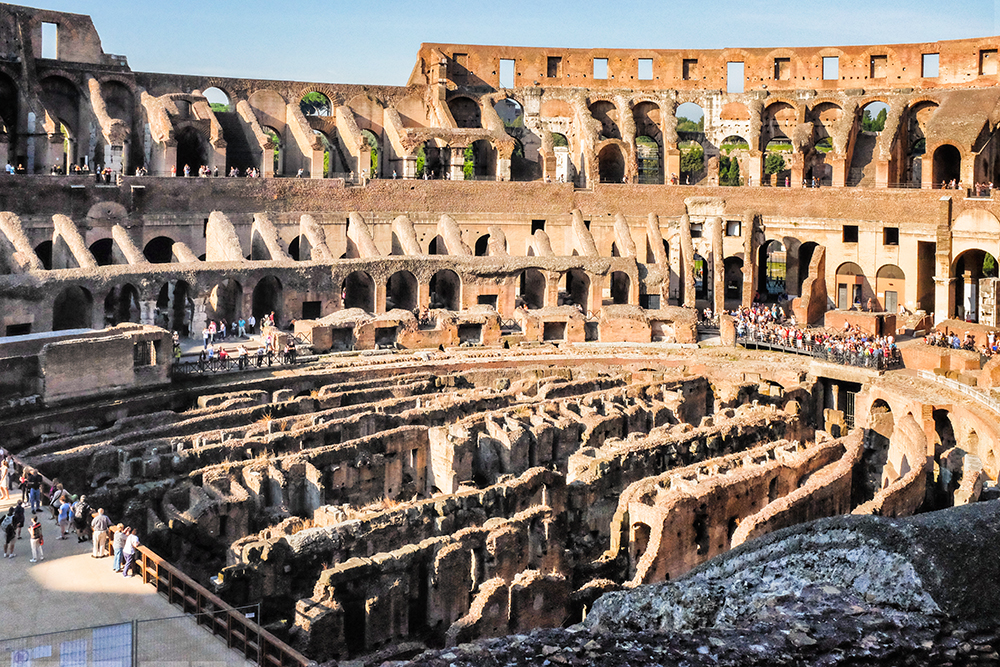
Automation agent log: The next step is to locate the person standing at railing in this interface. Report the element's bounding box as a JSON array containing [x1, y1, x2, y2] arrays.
[[91, 508, 112, 558], [122, 527, 140, 577], [111, 524, 126, 572], [28, 515, 43, 563]]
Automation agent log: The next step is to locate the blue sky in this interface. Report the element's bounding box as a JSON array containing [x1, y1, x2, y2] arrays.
[[31, 1, 1000, 85]]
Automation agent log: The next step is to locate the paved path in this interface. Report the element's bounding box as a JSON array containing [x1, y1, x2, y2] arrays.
[[0, 495, 251, 666]]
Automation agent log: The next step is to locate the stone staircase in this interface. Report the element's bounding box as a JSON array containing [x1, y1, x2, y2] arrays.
[[847, 132, 877, 187]]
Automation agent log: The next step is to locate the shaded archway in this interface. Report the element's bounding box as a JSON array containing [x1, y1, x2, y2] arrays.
[[797, 241, 819, 293], [875, 264, 905, 313], [34, 241, 53, 270], [175, 125, 209, 175], [835, 262, 866, 310], [361, 129, 379, 178], [263, 126, 283, 176], [387, 270, 418, 312], [428, 235, 447, 255], [207, 279, 242, 323], [89, 238, 114, 266], [252, 276, 283, 325], [156, 280, 194, 335], [474, 234, 490, 257], [952, 249, 998, 321], [518, 269, 545, 309], [53, 285, 92, 330], [565, 269, 590, 312], [694, 253, 708, 300], [288, 236, 303, 261], [448, 97, 481, 129], [342, 271, 375, 312], [610, 271, 630, 305], [758, 240, 787, 300], [933, 144, 962, 187], [598, 144, 625, 183], [724, 256, 744, 300], [854, 399, 893, 506], [103, 283, 140, 326], [430, 269, 461, 310], [589, 101, 620, 139], [143, 236, 175, 264]]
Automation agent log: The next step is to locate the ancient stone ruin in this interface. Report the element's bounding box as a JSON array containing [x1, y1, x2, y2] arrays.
[[4, 4, 1000, 663]]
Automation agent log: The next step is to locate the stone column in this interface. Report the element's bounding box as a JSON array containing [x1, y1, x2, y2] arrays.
[[921, 155, 934, 189], [449, 147, 466, 181], [139, 300, 157, 326], [830, 155, 847, 187], [747, 153, 763, 187], [375, 281, 387, 314], [402, 154, 417, 179], [496, 156, 511, 181], [742, 212, 758, 307], [790, 153, 804, 188], [191, 297, 208, 338], [680, 214, 695, 308], [711, 216, 725, 316]]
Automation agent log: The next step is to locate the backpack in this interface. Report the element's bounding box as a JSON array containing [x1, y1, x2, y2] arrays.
[[73, 502, 88, 520], [1, 514, 12, 530]]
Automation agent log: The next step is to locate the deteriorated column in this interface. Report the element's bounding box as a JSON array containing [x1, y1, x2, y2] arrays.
[[934, 195, 954, 325], [711, 216, 724, 316], [742, 211, 759, 307], [680, 213, 695, 308]]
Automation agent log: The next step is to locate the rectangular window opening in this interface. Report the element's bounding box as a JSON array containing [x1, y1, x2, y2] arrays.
[[450, 53, 468, 80], [726, 62, 744, 93], [870, 55, 887, 79], [773, 57, 790, 81], [41, 22, 57, 59], [883, 227, 899, 246], [638, 58, 653, 80], [690, 224, 703, 239], [302, 301, 322, 319], [593, 58, 609, 80], [683, 59, 697, 80], [726, 220, 742, 237], [982, 49, 998, 76], [922, 53, 940, 78], [547, 56, 562, 78], [822, 56, 839, 80], [499, 59, 515, 88], [843, 225, 859, 243], [531, 219, 546, 234]]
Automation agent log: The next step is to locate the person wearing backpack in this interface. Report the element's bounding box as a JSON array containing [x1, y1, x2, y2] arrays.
[[2, 508, 16, 558], [72, 496, 91, 543], [28, 515, 43, 562]]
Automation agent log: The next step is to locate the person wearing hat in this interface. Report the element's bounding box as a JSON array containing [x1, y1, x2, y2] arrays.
[[28, 515, 43, 562]]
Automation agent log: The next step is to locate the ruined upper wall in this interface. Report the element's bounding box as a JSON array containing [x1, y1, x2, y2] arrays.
[[0, 3, 116, 66], [409, 37, 1000, 92]]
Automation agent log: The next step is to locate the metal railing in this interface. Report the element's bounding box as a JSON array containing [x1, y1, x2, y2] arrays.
[[130, 546, 310, 667], [173, 352, 297, 375], [737, 333, 904, 371], [916, 369, 1000, 415]]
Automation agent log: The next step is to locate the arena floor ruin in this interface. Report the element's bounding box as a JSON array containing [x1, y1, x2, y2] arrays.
[[3, 3, 1000, 664]]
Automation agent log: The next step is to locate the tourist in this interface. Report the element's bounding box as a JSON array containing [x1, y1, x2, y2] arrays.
[[2, 507, 16, 558], [248, 314, 256, 335], [72, 495, 91, 543], [111, 524, 126, 572], [28, 515, 43, 562], [122, 527, 140, 577], [0, 456, 8, 501], [26, 467, 41, 513], [203, 326, 210, 349], [183, 164, 191, 177], [208, 320, 216, 344], [296, 168, 303, 178], [238, 317, 246, 338], [57, 494, 71, 538], [91, 508, 112, 558], [47, 483, 64, 520]]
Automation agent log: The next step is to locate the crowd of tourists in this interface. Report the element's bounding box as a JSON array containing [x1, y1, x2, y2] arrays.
[[733, 303, 901, 368], [925, 329, 1000, 358], [1, 452, 141, 574]]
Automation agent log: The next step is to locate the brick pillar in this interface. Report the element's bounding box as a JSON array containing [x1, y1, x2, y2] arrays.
[[711, 216, 725, 317], [830, 155, 847, 187], [680, 213, 695, 308], [449, 147, 465, 181], [790, 153, 804, 188]]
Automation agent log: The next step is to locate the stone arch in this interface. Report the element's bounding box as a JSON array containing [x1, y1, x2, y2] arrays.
[[155, 280, 194, 335], [101, 79, 134, 124], [724, 256, 744, 301], [448, 96, 481, 129], [633, 101, 662, 184], [468, 138, 495, 179], [796, 241, 819, 293], [89, 237, 114, 266], [387, 270, 418, 312], [951, 249, 998, 321], [203, 86, 231, 112], [565, 269, 590, 312], [0, 71, 18, 147], [428, 235, 446, 255], [809, 101, 842, 142], [143, 236, 175, 264], [589, 100, 620, 140], [598, 142, 626, 183], [34, 241, 52, 270], [262, 124, 283, 176], [905, 100, 937, 184], [53, 285, 93, 330], [252, 275, 283, 325], [518, 269, 546, 309], [342, 271, 375, 312], [247, 89, 288, 134], [875, 264, 905, 313], [288, 235, 302, 261], [175, 124, 210, 176], [762, 101, 797, 146], [932, 144, 962, 187], [693, 252, 708, 301], [430, 269, 461, 310], [474, 234, 490, 257], [103, 283, 140, 326], [834, 261, 868, 310], [610, 271, 630, 305], [207, 278, 242, 323], [361, 128, 380, 178], [300, 91, 332, 117], [758, 240, 787, 300], [856, 398, 893, 505]]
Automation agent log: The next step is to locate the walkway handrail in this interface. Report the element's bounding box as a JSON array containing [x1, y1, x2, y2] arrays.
[[173, 353, 298, 375], [129, 544, 312, 667], [916, 369, 1000, 416], [736, 333, 903, 371]]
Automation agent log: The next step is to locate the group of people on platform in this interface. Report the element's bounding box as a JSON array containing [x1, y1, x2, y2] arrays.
[[925, 329, 1000, 358], [733, 303, 900, 366], [0, 452, 140, 574], [202, 313, 276, 348]]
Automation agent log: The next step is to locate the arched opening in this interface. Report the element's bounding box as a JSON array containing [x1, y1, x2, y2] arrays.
[[598, 143, 625, 183], [518, 269, 546, 309], [952, 249, 998, 321], [204, 87, 231, 112], [361, 129, 379, 178], [252, 276, 283, 326], [143, 236, 175, 264], [724, 257, 744, 301], [287, 236, 301, 261], [906, 101, 937, 186], [430, 269, 461, 310], [156, 280, 194, 335], [313, 130, 334, 178], [474, 234, 490, 257], [835, 262, 867, 310], [342, 271, 375, 312], [564, 269, 590, 312], [508, 137, 537, 182], [448, 97, 481, 129], [494, 97, 523, 130], [103, 283, 140, 326], [39, 76, 80, 173], [630, 522, 652, 575], [634, 101, 662, 184], [933, 144, 962, 188], [465, 139, 495, 180], [53, 285, 93, 330], [387, 271, 418, 312], [589, 101, 620, 140], [263, 126, 283, 176], [797, 241, 819, 293], [0, 73, 18, 160], [855, 399, 893, 506], [34, 241, 52, 270], [758, 240, 787, 301], [207, 279, 242, 324], [89, 238, 114, 266], [428, 235, 447, 255], [678, 103, 706, 184], [875, 264, 905, 313], [610, 271, 630, 305], [299, 91, 332, 117], [931, 408, 959, 509], [693, 253, 708, 301], [175, 125, 209, 176]]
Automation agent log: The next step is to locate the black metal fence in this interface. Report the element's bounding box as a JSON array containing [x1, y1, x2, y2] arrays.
[[737, 333, 903, 371], [173, 352, 297, 375]]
